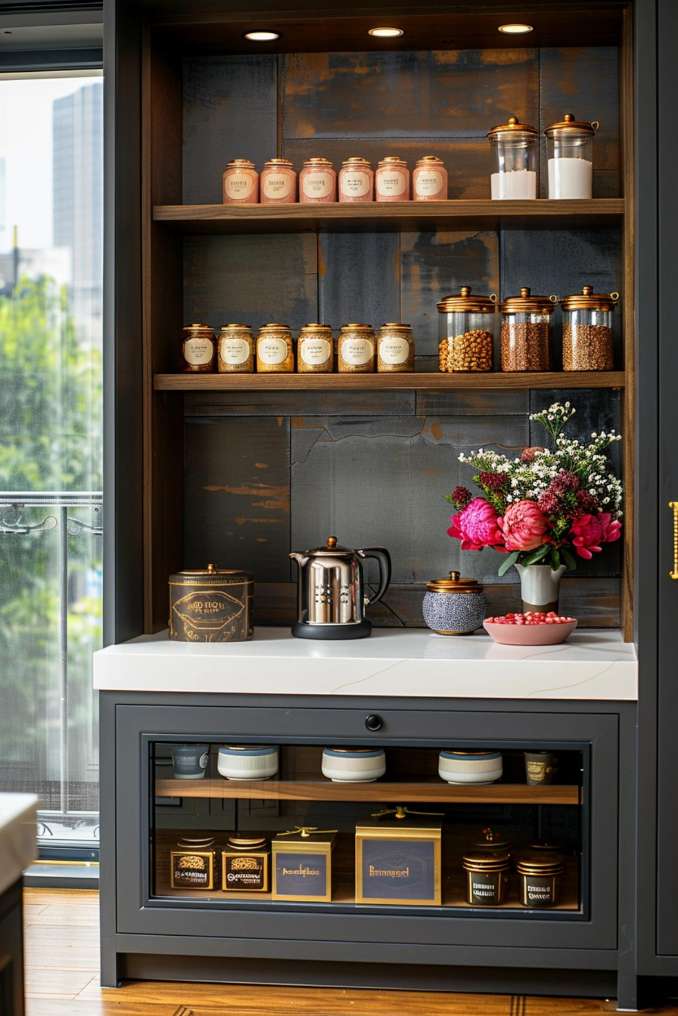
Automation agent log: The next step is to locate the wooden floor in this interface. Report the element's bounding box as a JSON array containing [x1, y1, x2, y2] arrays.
[[22, 888, 678, 1016]]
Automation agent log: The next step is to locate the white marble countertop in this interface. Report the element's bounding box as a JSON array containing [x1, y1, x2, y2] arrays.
[[93, 627, 637, 701], [0, 793, 37, 896]]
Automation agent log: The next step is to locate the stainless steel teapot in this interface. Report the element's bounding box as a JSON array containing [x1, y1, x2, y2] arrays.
[[289, 536, 391, 640]]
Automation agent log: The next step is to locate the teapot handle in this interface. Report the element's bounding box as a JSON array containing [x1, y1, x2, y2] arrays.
[[357, 548, 392, 606]]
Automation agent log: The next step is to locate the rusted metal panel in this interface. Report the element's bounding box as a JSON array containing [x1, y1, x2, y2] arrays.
[[184, 390, 416, 417], [318, 231, 400, 328], [416, 391, 529, 416]]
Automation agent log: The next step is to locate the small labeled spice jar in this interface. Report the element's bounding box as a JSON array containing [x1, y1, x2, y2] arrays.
[[222, 158, 258, 204], [260, 158, 297, 205], [256, 323, 295, 372], [500, 287, 557, 372], [462, 846, 511, 906], [339, 157, 374, 203], [297, 323, 334, 373], [545, 113, 598, 199], [377, 322, 414, 372], [170, 836, 217, 890], [299, 157, 337, 204], [181, 323, 216, 373], [337, 323, 376, 373], [222, 836, 270, 892], [171, 744, 209, 780], [487, 115, 538, 200], [217, 324, 254, 373], [413, 155, 448, 201], [423, 571, 486, 635], [516, 850, 565, 908], [560, 285, 618, 370], [524, 750, 558, 786], [375, 156, 410, 202], [437, 287, 496, 372]]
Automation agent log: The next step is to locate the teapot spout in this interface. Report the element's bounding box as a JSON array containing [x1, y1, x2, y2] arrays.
[[289, 552, 310, 569]]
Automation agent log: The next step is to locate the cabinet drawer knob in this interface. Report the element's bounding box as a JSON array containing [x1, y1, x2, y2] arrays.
[[365, 713, 384, 732]]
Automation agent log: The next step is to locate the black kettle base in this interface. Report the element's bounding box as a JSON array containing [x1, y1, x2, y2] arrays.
[[291, 620, 373, 640]]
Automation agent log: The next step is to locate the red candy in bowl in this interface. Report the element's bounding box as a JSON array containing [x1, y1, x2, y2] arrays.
[[483, 611, 577, 646]]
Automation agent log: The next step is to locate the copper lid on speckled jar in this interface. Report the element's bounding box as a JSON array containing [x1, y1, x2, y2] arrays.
[[422, 570, 486, 636]]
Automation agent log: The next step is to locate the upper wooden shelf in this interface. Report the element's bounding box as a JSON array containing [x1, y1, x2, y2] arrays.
[[152, 199, 625, 234]]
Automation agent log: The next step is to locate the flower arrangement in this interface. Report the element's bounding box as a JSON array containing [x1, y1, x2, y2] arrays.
[[447, 402, 622, 576]]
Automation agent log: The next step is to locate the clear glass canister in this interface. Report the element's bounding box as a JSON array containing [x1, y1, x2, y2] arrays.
[[256, 323, 295, 372], [545, 113, 598, 199], [181, 323, 215, 373], [560, 286, 618, 370], [337, 324, 376, 373], [217, 324, 254, 373], [487, 115, 537, 200], [437, 287, 496, 372], [500, 288, 556, 372], [297, 323, 334, 373]]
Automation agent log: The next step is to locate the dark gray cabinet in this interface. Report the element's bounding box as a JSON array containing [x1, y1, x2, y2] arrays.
[[0, 881, 25, 1016]]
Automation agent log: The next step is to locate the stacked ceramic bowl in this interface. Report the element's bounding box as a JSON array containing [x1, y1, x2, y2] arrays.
[[438, 750, 503, 785], [321, 747, 386, 783], [217, 745, 279, 780]]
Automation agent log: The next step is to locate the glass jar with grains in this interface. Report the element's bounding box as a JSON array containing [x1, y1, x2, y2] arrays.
[[377, 323, 414, 372], [181, 323, 215, 373], [437, 287, 496, 372], [256, 323, 295, 373], [337, 324, 376, 373], [560, 285, 618, 371], [500, 288, 557, 372], [217, 324, 254, 373], [297, 324, 334, 373]]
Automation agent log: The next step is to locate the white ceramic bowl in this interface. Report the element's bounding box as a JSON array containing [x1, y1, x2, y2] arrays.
[[438, 750, 503, 785], [217, 745, 279, 781], [321, 747, 386, 783]]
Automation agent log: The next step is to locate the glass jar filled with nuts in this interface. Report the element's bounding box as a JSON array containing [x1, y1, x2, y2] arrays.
[[256, 323, 295, 373], [560, 285, 618, 371], [500, 288, 556, 372], [297, 324, 334, 373], [437, 287, 496, 373]]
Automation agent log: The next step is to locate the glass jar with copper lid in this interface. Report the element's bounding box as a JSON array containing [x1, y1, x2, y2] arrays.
[[438, 287, 496, 372], [181, 323, 215, 373], [299, 157, 337, 203], [500, 287, 557, 372], [487, 115, 538, 200], [339, 157, 374, 203], [422, 571, 486, 635], [222, 158, 258, 204], [260, 158, 297, 205], [297, 323, 334, 373], [545, 112, 599, 199], [375, 156, 410, 202], [377, 323, 414, 372], [413, 155, 448, 201], [560, 285, 619, 370], [217, 324, 254, 373], [256, 323, 295, 372], [337, 323, 375, 373], [515, 849, 565, 908]]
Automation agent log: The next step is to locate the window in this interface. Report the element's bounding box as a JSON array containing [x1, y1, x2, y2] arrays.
[[0, 72, 103, 849]]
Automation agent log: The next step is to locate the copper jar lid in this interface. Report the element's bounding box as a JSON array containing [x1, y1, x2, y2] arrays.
[[416, 154, 445, 165], [303, 157, 333, 166], [426, 570, 483, 594], [225, 158, 256, 168], [227, 835, 268, 850], [462, 849, 511, 871], [299, 322, 333, 333], [169, 564, 253, 588], [501, 287, 558, 314], [172, 563, 251, 578], [560, 285, 620, 312], [487, 114, 537, 141], [219, 322, 252, 331], [340, 323, 374, 332], [263, 158, 294, 167], [183, 323, 214, 333], [545, 112, 599, 137], [342, 156, 371, 166], [437, 286, 497, 314], [259, 322, 292, 332], [377, 156, 408, 167], [516, 850, 565, 875]]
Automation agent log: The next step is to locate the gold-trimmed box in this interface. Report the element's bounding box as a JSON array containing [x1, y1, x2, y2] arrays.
[[170, 847, 216, 890], [271, 832, 334, 902], [222, 848, 270, 893], [355, 822, 442, 906]]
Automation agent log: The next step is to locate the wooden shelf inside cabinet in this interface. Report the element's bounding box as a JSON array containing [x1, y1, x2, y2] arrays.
[[153, 198, 625, 234], [155, 778, 581, 806], [153, 371, 626, 393]]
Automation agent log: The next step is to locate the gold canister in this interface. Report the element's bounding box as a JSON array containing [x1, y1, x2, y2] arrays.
[[377, 323, 414, 372], [222, 836, 270, 893], [337, 323, 376, 373], [169, 564, 253, 643], [516, 850, 565, 908], [297, 323, 334, 373], [170, 836, 217, 890], [181, 323, 216, 373], [217, 323, 254, 373], [256, 323, 295, 372]]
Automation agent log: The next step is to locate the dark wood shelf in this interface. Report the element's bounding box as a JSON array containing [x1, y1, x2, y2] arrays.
[[153, 198, 625, 234], [154, 371, 625, 392], [155, 778, 580, 806]]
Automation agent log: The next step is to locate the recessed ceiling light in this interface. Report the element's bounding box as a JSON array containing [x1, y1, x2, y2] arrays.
[[498, 23, 534, 34], [368, 26, 404, 38], [244, 30, 279, 42]]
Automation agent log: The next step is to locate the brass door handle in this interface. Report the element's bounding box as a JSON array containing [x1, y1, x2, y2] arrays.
[[670, 502, 678, 579]]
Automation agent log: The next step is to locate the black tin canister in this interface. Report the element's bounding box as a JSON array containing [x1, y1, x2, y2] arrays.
[[516, 850, 565, 908], [169, 563, 254, 642]]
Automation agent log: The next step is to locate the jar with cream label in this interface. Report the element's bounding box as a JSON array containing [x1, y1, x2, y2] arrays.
[[413, 155, 448, 201], [297, 324, 334, 373], [339, 157, 374, 203], [222, 159, 259, 204], [181, 324, 215, 373], [338, 324, 376, 373], [375, 157, 410, 202], [256, 323, 294, 373], [217, 324, 254, 373], [299, 158, 337, 204], [377, 323, 414, 372], [260, 158, 297, 205]]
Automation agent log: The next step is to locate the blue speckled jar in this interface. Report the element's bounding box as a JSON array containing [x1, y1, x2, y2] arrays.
[[422, 571, 486, 635]]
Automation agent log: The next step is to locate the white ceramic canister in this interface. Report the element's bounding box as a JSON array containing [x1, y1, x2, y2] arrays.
[[321, 747, 386, 783], [438, 750, 503, 785], [217, 745, 279, 781]]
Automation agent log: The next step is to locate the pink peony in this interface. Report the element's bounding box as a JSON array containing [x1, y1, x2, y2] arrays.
[[447, 497, 505, 551], [498, 500, 550, 552], [570, 512, 622, 560]]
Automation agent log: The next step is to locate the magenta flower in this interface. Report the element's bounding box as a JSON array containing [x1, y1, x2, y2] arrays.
[[570, 512, 622, 560], [498, 500, 549, 552], [447, 497, 505, 551]]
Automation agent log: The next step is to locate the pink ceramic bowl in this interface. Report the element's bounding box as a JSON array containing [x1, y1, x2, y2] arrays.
[[483, 619, 577, 646]]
